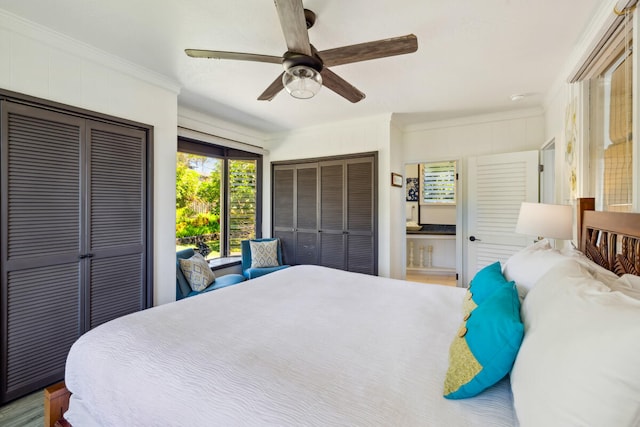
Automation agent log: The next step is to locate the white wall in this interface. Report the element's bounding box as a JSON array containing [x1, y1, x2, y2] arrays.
[[263, 114, 397, 277], [389, 119, 405, 279], [402, 108, 546, 282], [0, 11, 181, 305], [402, 109, 545, 162]]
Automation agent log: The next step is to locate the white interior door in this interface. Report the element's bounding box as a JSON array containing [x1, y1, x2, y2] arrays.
[[466, 151, 539, 283]]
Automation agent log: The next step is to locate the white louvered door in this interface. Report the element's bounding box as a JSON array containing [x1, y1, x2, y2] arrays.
[[466, 151, 539, 284]]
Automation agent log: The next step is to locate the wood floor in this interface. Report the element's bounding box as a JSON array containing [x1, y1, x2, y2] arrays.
[[0, 391, 43, 427]]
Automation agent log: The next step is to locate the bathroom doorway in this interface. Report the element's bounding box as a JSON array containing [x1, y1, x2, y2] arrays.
[[404, 160, 461, 286]]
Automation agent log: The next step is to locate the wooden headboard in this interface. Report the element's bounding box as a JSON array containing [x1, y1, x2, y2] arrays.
[[577, 198, 640, 276]]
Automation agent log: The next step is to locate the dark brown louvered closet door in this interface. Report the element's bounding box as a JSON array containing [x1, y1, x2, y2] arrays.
[[272, 154, 376, 275], [87, 121, 146, 328], [273, 166, 295, 264], [295, 165, 318, 265], [1, 104, 84, 403], [319, 161, 345, 270], [272, 164, 319, 265], [345, 158, 375, 274], [1, 99, 151, 404]]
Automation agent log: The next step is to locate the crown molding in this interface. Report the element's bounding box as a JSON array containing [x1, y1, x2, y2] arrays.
[[178, 106, 268, 149], [266, 113, 393, 141], [0, 9, 181, 94], [402, 107, 544, 133]]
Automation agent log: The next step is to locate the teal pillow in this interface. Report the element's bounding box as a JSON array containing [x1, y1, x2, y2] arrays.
[[444, 282, 523, 399], [462, 261, 509, 314]]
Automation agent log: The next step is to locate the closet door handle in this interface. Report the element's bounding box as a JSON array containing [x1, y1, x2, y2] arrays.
[[79, 253, 94, 259]]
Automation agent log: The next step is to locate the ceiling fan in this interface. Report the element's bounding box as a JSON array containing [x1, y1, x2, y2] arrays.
[[185, 0, 418, 103]]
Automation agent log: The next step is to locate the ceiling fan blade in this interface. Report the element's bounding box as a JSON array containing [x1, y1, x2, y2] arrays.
[[274, 0, 312, 56], [185, 49, 282, 64], [320, 68, 365, 103], [258, 72, 286, 101], [318, 34, 418, 67]]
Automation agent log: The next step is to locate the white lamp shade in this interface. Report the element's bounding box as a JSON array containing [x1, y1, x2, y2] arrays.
[[515, 202, 573, 240]]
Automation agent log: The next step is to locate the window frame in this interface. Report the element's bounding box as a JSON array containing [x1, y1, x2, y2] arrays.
[[419, 161, 457, 205], [569, 5, 637, 211], [177, 137, 262, 258]]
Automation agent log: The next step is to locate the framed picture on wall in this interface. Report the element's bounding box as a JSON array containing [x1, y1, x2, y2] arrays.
[[391, 172, 403, 187], [406, 178, 419, 201]]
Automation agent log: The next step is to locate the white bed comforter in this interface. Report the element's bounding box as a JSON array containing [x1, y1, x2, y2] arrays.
[[65, 265, 516, 426]]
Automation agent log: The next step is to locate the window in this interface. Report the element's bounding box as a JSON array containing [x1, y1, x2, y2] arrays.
[[228, 159, 258, 255], [176, 138, 261, 259], [573, 5, 634, 212], [419, 161, 457, 205], [597, 53, 633, 212]]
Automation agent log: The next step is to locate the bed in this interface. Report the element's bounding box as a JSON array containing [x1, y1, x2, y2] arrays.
[[50, 201, 640, 426]]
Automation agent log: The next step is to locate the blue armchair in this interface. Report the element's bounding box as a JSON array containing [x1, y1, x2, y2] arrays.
[[241, 238, 290, 279], [176, 248, 245, 300]]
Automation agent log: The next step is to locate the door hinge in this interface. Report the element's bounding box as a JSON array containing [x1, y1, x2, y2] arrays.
[[538, 164, 544, 173], [456, 173, 459, 180], [456, 273, 459, 281]]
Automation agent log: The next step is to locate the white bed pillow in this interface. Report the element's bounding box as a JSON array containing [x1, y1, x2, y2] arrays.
[[510, 259, 640, 427], [559, 246, 620, 285], [502, 240, 619, 300], [609, 274, 640, 300], [502, 240, 568, 299]]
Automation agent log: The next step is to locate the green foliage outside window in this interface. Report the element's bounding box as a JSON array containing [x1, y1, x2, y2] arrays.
[[176, 153, 257, 258], [228, 160, 257, 254], [175, 209, 219, 238]]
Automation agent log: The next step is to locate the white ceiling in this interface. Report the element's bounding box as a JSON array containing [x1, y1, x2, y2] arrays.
[[0, 0, 602, 133]]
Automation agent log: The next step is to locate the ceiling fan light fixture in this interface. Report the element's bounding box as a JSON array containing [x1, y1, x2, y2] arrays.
[[282, 65, 322, 99]]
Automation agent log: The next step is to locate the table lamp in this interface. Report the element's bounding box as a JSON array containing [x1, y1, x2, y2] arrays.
[[515, 202, 573, 241]]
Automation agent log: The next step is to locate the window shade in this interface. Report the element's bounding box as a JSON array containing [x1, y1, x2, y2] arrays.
[[609, 53, 633, 144], [568, 2, 635, 82], [420, 161, 456, 204]]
